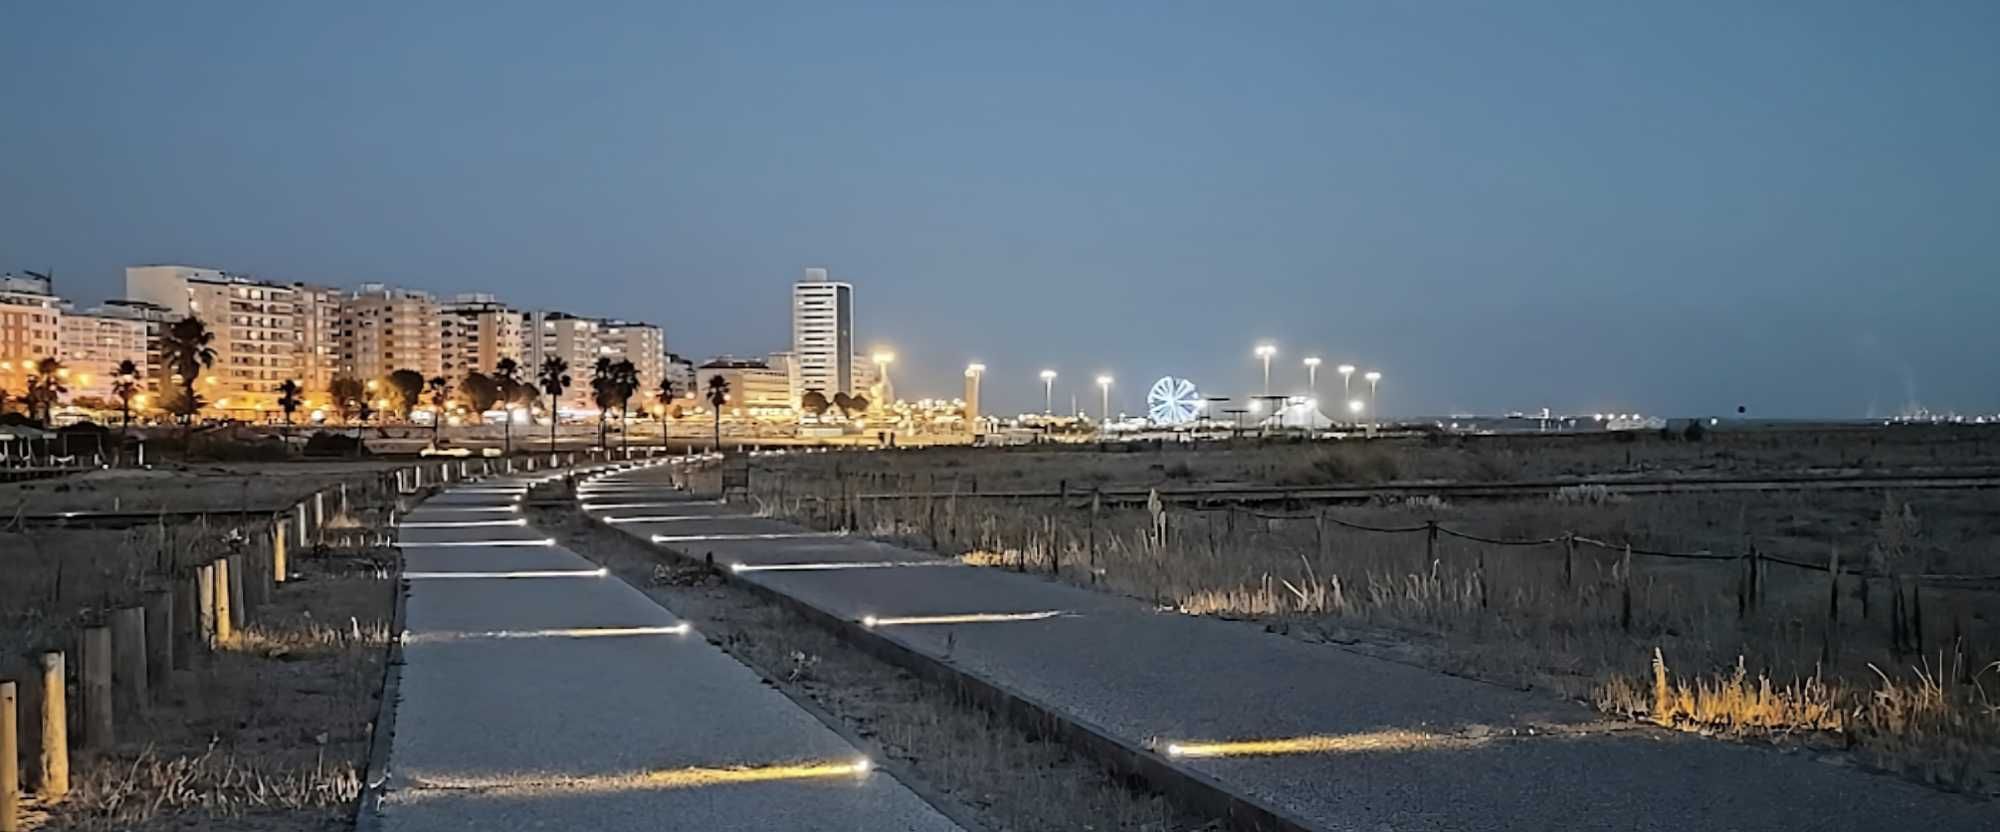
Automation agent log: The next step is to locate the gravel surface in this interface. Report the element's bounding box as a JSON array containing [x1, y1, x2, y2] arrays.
[[586, 467, 1994, 832], [376, 476, 959, 832]]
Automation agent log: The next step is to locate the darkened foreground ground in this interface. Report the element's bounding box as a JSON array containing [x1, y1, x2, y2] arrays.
[[742, 426, 2000, 796]]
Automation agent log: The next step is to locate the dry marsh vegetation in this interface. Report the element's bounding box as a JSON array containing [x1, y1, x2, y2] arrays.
[[747, 428, 2000, 795], [2, 466, 402, 831]]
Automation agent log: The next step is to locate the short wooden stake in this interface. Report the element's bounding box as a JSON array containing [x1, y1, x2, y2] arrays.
[[273, 520, 289, 584], [226, 554, 246, 630], [1620, 545, 1634, 633], [212, 559, 234, 645], [81, 626, 113, 750], [111, 606, 148, 715], [2, 680, 19, 831], [1823, 546, 1841, 664], [174, 574, 200, 666], [35, 651, 67, 799], [143, 590, 174, 698], [196, 563, 218, 648]]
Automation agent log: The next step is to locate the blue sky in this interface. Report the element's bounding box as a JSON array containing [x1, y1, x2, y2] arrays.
[[3, 1, 1995, 417]]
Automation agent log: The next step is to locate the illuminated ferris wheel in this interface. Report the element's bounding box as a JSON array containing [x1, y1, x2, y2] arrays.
[[1147, 376, 1202, 425]]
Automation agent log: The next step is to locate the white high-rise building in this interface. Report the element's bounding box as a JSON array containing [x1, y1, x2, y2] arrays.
[[790, 267, 852, 406], [601, 319, 665, 395], [441, 294, 528, 379]]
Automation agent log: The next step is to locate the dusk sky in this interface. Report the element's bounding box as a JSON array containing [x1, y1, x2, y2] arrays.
[[3, 1, 1995, 418]]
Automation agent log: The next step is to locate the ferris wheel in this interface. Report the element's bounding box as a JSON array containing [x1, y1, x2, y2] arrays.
[[1147, 376, 1202, 425]]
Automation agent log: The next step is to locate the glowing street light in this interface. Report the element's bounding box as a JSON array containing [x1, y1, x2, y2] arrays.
[[872, 350, 896, 403], [1096, 375, 1114, 425], [1039, 370, 1057, 415], [1303, 357, 1321, 393], [1254, 344, 1277, 394], [1337, 364, 1356, 399], [1348, 399, 1365, 416], [1364, 371, 1382, 424]]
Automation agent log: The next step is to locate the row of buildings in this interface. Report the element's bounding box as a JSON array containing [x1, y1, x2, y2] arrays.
[[0, 266, 673, 418]]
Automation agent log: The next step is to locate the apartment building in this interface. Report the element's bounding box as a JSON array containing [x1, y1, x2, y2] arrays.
[[291, 283, 344, 394], [526, 311, 601, 411], [600, 319, 665, 395], [0, 273, 63, 397], [338, 283, 441, 383], [56, 309, 149, 401], [791, 267, 853, 404], [441, 294, 528, 379], [124, 265, 298, 414], [696, 356, 794, 418]]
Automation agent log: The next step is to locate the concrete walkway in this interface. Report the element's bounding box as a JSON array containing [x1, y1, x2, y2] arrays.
[[580, 466, 1991, 832], [371, 472, 958, 831]]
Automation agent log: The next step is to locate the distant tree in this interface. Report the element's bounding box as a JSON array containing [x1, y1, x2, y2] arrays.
[[160, 316, 217, 431], [652, 377, 677, 450], [426, 375, 451, 444], [705, 374, 731, 452], [1683, 419, 1708, 442], [831, 392, 855, 420], [538, 356, 571, 452], [589, 357, 618, 451], [111, 359, 142, 432], [275, 379, 304, 441], [329, 376, 365, 423], [801, 390, 830, 420], [459, 371, 500, 415], [25, 357, 68, 423], [610, 360, 640, 456], [494, 357, 526, 455], [847, 394, 870, 415], [0, 386, 12, 416], [386, 369, 425, 420]]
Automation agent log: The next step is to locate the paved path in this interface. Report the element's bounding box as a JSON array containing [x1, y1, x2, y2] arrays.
[[582, 467, 1991, 831], [372, 472, 958, 831]]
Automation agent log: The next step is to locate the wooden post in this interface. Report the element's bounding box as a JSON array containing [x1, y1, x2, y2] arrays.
[[196, 563, 217, 648], [1425, 521, 1438, 567], [296, 503, 308, 549], [1089, 489, 1100, 584], [226, 554, 246, 630], [143, 589, 173, 698], [213, 559, 234, 644], [174, 574, 200, 667], [35, 652, 67, 799], [2, 681, 17, 832], [1477, 546, 1489, 609], [1823, 546, 1841, 664], [1564, 534, 1576, 590], [81, 625, 113, 750], [111, 606, 148, 714], [1620, 545, 1634, 633], [314, 490, 326, 542]]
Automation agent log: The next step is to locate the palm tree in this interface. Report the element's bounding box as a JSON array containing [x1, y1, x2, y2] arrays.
[[705, 374, 730, 453], [589, 356, 617, 452], [653, 378, 676, 452], [160, 316, 217, 432], [610, 360, 640, 457], [538, 356, 571, 453], [495, 357, 524, 455], [425, 375, 451, 445], [275, 379, 303, 441], [111, 360, 142, 432], [25, 357, 68, 423]]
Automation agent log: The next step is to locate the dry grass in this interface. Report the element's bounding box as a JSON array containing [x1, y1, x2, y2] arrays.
[[746, 432, 2000, 795], [41, 550, 393, 831], [532, 501, 1225, 832]]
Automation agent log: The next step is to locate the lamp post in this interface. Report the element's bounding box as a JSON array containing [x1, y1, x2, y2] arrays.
[[1096, 375, 1113, 427], [1254, 344, 1277, 395], [1303, 357, 1321, 393], [872, 350, 896, 405], [1039, 370, 1057, 415], [964, 363, 985, 432], [1364, 371, 1382, 425]]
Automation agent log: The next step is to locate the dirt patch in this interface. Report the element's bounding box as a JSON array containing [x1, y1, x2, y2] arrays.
[[528, 502, 1224, 832]]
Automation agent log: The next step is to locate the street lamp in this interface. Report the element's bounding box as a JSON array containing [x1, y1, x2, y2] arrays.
[[1337, 364, 1355, 400], [1039, 370, 1057, 415], [1254, 344, 1277, 394], [964, 363, 985, 432], [872, 350, 896, 403], [1348, 399, 1365, 416], [1364, 371, 1382, 423], [1303, 357, 1321, 392], [1096, 375, 1114, 426]]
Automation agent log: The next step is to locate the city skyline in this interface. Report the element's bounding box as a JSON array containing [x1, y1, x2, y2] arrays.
[[4, 3, 1997, 418]]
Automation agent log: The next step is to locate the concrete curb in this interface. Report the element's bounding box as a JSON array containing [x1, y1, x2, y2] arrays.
[[570, 488, 1320, 832]]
